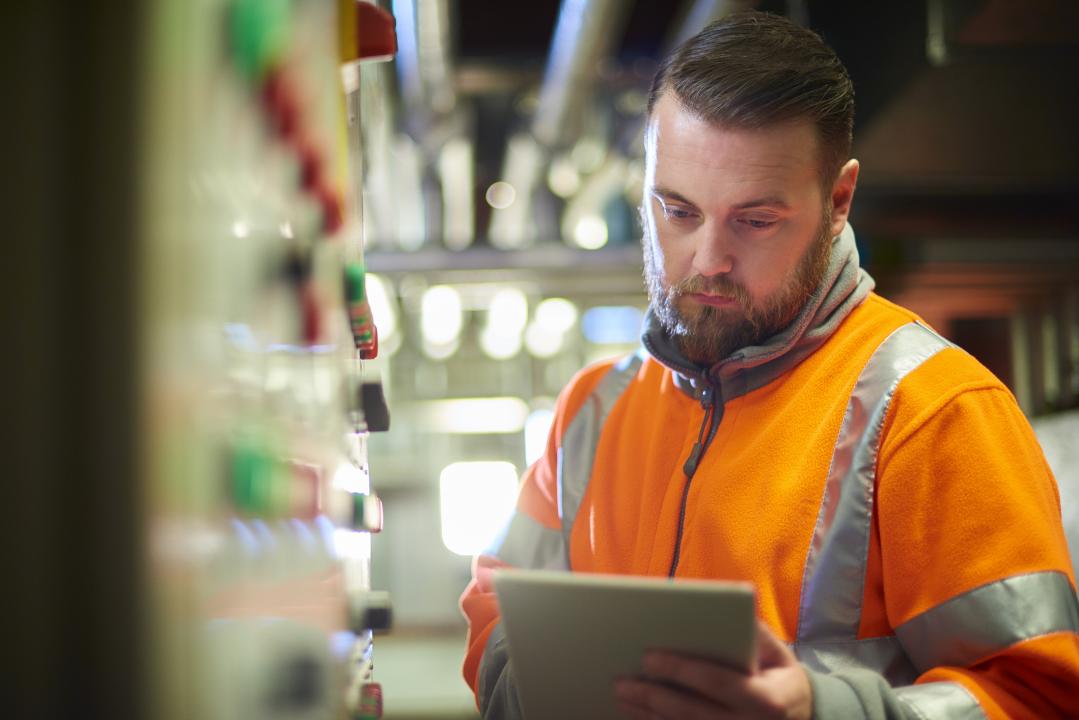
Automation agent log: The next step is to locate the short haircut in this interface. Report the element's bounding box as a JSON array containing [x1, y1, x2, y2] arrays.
[[647, 11, 854, 191]]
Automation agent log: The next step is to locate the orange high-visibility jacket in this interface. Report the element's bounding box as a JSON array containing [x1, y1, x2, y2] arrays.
[[461, 231, 1079, 719]]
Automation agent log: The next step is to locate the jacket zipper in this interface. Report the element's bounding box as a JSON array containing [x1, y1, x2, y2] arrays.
[[668, 382, 722, 577]]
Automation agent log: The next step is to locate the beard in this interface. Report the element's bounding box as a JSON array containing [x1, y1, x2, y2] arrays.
[[642, 206, 834, 367]]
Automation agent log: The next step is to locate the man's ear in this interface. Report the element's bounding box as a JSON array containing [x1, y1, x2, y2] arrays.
[[828, 159, 859, 238]]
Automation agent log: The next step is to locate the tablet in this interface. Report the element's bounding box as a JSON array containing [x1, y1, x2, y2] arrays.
[[493, 569, 756, 720]]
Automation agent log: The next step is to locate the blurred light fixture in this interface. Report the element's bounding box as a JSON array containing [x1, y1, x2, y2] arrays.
[[279, 221, 294, 239], [440, 461, 519, 556], [487, 288, 528, 330], [485, 181, 516, 210], [231, 221, 250, 238], [333, 528, 371, 561], [571, 137, 606, 174], [422, 337, 459, 360], [480, 328, 523, 360], [393, 135, 426, 251], [524, 322, 563, 358], [572, 215, 609, 250], [440, 138, 476, 250], [423, 397, 529, 434], [489, 134, 543, 248], [582, 305, 644, 345], [332, 461, 370, 495], [421, 285, 462, 345], [364, 273, 398, 341], [525, 297, 579, 359], [535, 298, 578, 334], [481, 287, 527, 360], [524, 408, 555, 466], [547, 155, 581, 198], [561, 155, 627, 249]]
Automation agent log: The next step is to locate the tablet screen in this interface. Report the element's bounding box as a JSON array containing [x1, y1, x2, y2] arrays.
[[494, 569, 756, 720]]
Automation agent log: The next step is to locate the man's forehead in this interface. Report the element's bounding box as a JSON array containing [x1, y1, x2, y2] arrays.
[[646, 94, 820, 175]]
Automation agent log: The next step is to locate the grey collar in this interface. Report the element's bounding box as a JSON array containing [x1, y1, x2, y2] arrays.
[[641, 223, 875, 403]]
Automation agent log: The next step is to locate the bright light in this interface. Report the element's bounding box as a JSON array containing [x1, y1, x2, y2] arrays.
[[488, 288, 528, 332], [231, 221, 250, 238], [421, 285, 463, 345], [480, 326, 523, 359], [423, 397, 529, 434], [524, 321, 564, 358], [535, 298, 578, 333], [480, 288, 527, 359], [524, 409, 555, 466], [582, 305, 644, 345], [279, 221, 294, 239], [422, 337, 459, 360], [440, 461, 519, 556], [572, 215, 609, 250], [571, 137, 606, 173], [333, 528, 371, 560], [332, 462, 370, 495], [440, 138, 475, 250], [547, 156, 581, 198], [364, 273, 398, 340], [485, 181, 516, 209]]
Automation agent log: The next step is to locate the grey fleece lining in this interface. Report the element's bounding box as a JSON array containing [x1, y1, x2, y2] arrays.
[[642, 222, 875, 402]]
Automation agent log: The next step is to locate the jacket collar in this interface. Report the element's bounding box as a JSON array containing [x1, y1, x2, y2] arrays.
[[641, 223, 875, 403]]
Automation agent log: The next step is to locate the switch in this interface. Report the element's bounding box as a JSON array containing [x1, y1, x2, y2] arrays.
[[351, 492, 382, 533], [349, 591, 393, 634], [357, 382, 390, 432], [353, 682, 383, 720]]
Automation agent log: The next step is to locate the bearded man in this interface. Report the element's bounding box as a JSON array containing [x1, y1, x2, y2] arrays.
[[461, 11, 1079, 719]]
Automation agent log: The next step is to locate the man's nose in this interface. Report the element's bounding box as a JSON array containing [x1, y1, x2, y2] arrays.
[[691, 224, 735, 277]]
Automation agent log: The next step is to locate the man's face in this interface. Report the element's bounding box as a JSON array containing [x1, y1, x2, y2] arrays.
[[642, 93, 839, 366]]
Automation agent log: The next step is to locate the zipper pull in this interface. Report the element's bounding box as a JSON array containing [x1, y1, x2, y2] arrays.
[[683, 441, 703, 478]]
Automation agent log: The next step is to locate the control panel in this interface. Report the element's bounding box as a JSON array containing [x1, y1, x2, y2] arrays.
[[140, 1, 396, 717]]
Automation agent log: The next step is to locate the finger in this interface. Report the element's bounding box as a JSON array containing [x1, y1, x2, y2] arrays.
[[615, 678, 732, 720], [641, 651, 745, 704], [754, 619, 797, 669]]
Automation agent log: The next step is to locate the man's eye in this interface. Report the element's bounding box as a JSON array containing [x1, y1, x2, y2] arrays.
[[664, 206, 696, 221], [741, 218, 776, 229]]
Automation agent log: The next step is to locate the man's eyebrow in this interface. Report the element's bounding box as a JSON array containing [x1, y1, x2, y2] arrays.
[[730, 196, 791, 211], [651, 186, 698, 207]]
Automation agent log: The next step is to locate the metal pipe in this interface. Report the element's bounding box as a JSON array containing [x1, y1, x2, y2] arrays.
[[531, 0, 631, 149]]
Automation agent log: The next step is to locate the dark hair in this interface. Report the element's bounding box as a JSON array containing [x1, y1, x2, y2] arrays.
[[647, 11, 854, 190]]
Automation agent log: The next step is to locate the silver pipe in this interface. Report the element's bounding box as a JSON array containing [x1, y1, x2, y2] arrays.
[[531, 0, 631, 149]]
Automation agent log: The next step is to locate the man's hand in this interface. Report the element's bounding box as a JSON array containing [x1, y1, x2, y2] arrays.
[[613, 619, 812, 720]]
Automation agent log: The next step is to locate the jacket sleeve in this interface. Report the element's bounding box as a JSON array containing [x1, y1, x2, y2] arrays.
[[840, 378, 1079, 720], [458, 363, 610, 717]]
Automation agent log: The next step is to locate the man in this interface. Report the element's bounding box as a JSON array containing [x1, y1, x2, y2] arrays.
[[460, 11, 1079, 719]]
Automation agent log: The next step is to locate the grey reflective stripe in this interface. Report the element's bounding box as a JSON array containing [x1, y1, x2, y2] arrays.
[[795, 636, 919, 687], [797, 322, 952, 643], [894, 682, 986, 720], [557, 351, 644, 560], [489, 510, 568, 571], [477, 623, 524, 720], [896, 570, 1079, 672]]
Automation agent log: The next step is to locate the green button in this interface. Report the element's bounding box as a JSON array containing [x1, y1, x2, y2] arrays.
[[230, 0, 292, 78], [231, 440, 276, 515], [344, 261, 366, 303]]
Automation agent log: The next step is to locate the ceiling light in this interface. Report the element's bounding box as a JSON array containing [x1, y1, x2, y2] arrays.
[[421, 285, 463, 345], [572, 215, 608, 250], [440, 461, 519, 557], [485, 181, 516, 210]]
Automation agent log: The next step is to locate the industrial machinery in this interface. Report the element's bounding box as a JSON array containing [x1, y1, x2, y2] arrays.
[[140, 1, 396, 717]]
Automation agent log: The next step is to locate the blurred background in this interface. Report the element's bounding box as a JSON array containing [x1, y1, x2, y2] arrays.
[[3, 0, 1078, 719]]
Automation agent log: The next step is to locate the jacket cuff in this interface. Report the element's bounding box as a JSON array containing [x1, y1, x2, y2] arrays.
[[805, 668, 922, 720], [807, 668, 870, 719]]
